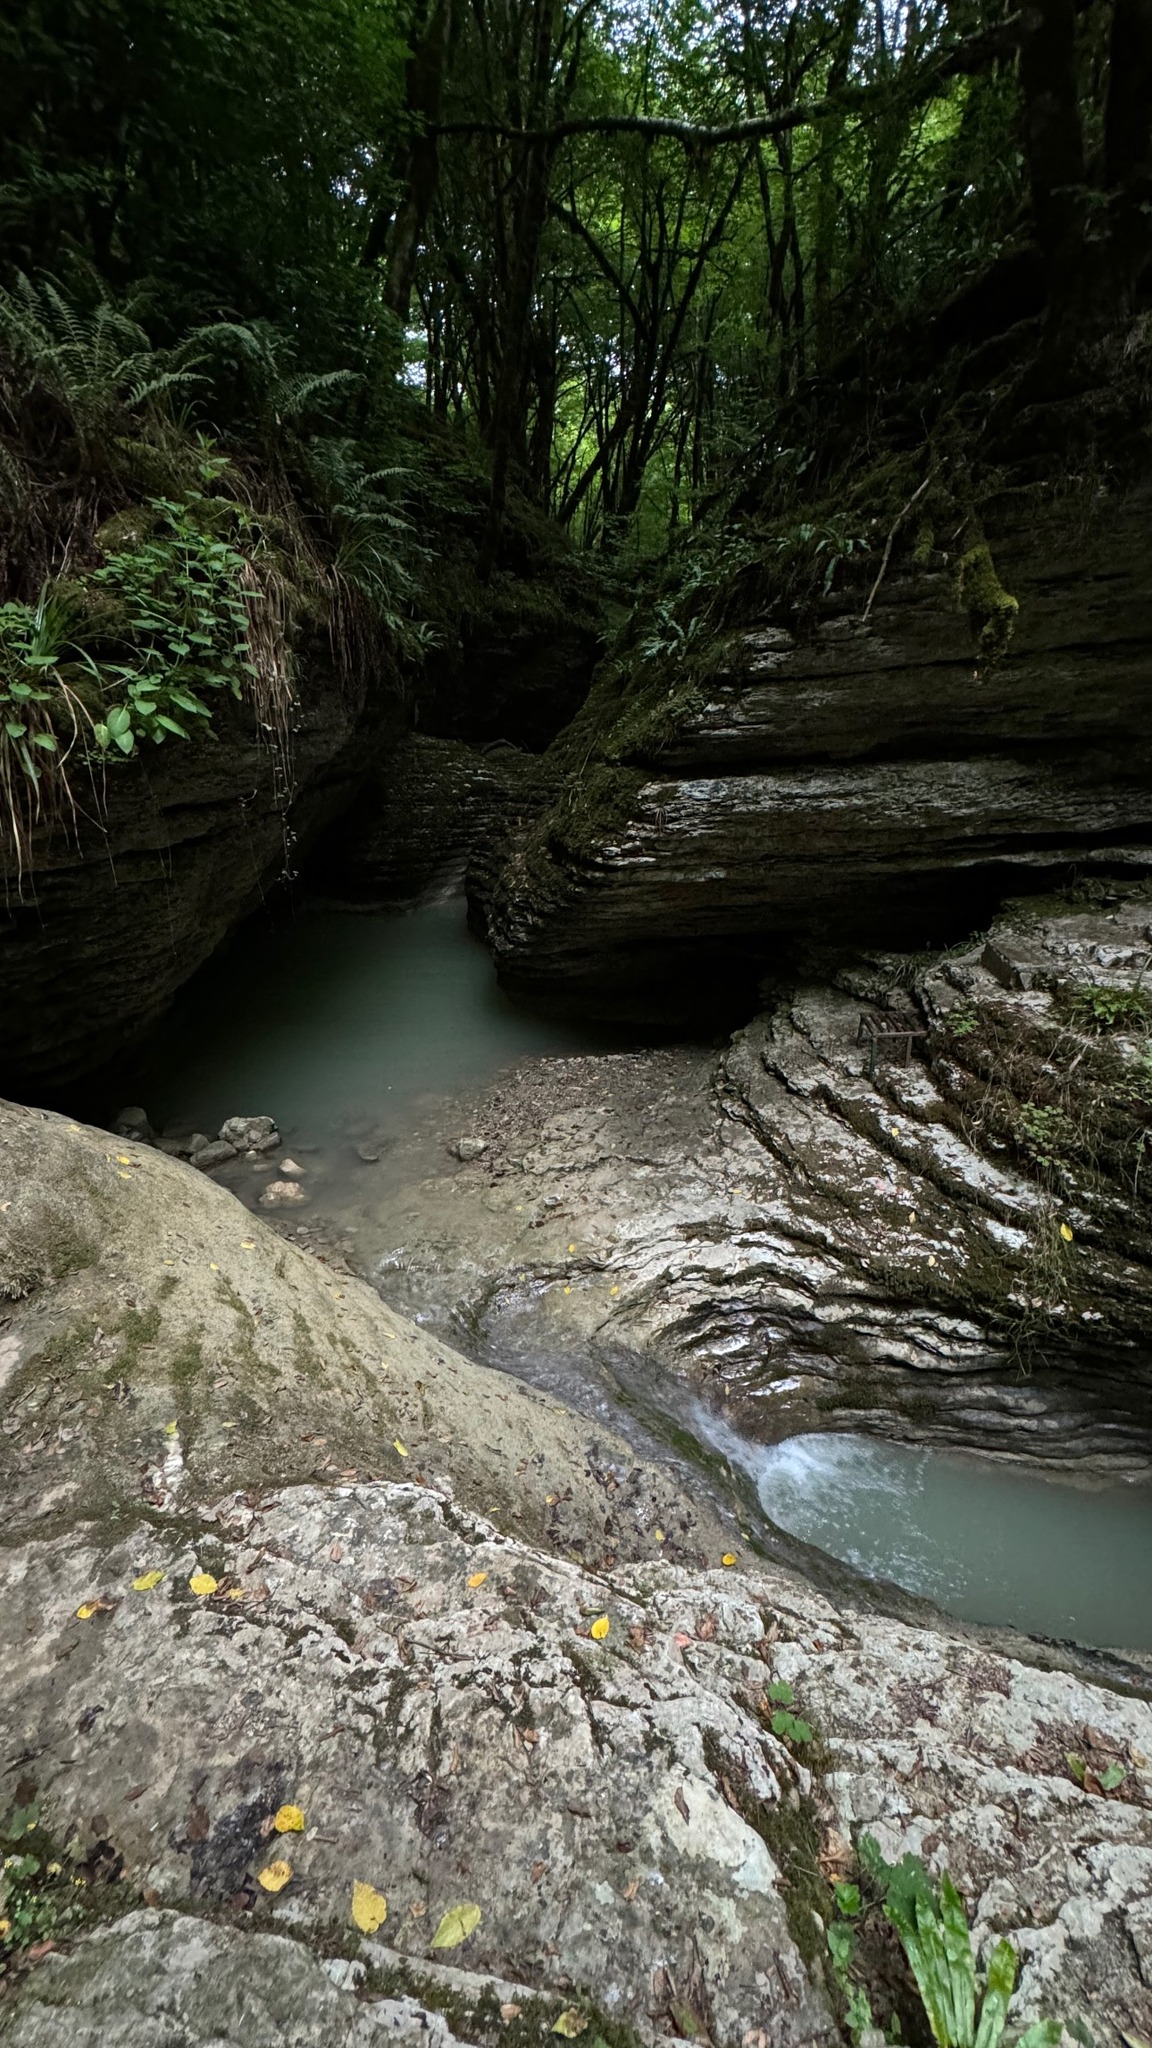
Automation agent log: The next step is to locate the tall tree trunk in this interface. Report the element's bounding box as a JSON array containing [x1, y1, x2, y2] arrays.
[[1017, 0, 1087, 308], [1104, 0, 1152, 304], [364, 0, 455, 326]]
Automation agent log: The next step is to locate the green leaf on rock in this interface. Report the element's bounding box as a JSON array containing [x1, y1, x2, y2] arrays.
[[430, 1902, 482, 1950]]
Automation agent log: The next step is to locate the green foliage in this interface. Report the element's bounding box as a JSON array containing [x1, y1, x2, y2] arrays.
[[763, 1680, 812, 1744], [0, 1798, 84, 1971], [0, 589, 68, 779], [1015, 1103, 1076, 1173], [829, 1835, 1064, 2048], [1070, 984, 1151, 1033], [90, 494, 256, 753]]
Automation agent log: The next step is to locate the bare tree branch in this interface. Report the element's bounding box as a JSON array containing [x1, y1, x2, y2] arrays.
[[433, 13, 1023, 151]]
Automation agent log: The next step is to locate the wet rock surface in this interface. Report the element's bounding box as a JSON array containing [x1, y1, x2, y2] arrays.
[[317, 732, 554, 905], [324, 891, 1152, 1471], [472, 490, 1152, 1007]]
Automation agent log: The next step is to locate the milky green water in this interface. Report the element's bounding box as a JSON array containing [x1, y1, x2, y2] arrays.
[[121, 896, 1152, 1652], [122, 893, 620, 1145], [697, 1417, 1152, 1650]]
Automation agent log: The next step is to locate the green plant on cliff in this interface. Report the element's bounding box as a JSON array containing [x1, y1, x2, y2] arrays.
[[1070, 983, 1151, 1034], [827, 1836, 1061, 2048], [89, 494, 258, 754], [0, 585, 82, 871], [1015, 1102, 1076, 1175]]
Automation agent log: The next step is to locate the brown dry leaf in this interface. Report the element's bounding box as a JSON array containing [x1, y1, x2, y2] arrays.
[[530, 1859, 547, 1883], [627, 1624, 648, 1650], [674, 1787, 690, 1824], [409, 1900, 427, 1919], [622, 1879, 640, 1901], [351, 1880, 389, 1934], [257, 1859, 292, 1894], [329, 1544, 344, 1562], [695, 1613, 718, 1642], [500, 2004, 523, 2023]]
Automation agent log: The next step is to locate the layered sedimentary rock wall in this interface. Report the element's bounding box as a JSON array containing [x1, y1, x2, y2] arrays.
[[0, 656, 372, 1093], [473, 485, 1152, 1006]]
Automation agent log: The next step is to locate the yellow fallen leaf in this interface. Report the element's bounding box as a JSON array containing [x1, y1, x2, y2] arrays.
[[164, 1420, 178, 1437], [189, 1572, 218, 1597], [467, 1572, 488, 1589], [209, 1263, 219, 1272], [590, 1615, 610, 1641], [393, 1439, 409, 1457], [563, 1286, 571, 1295], [351, 1879, 389, 1933], [553, 2011, 589, 2038], [226, 1587, 244, 1600], [117, 1155, 131, 1165], [654, 1528, 665, 1543], [75, 1600, 106, 1620], [241, 1239, 256, 1250], [273, 1804, 305, 1834], [118, 1171, 131, 1180], [1060, 1221, 1074, 1242], [609, 1285, 619, 1296], [567, 1243, 576, 1253], [257, 1860, 292, 1893], [133, 1569, 165, 1592], [0, 1917, 9, 1937], [722, 1553, 738, 1567], [430, 1902, 482, 1949]]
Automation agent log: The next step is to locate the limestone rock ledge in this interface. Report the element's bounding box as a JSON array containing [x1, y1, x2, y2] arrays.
[[472, 488, 1152, 1008], [341, 890, 1152, 1465], [2, 1104, 1151, 2045]]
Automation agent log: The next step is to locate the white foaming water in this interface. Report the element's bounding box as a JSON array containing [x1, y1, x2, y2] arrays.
[[694, 1412, 1152, 1651]]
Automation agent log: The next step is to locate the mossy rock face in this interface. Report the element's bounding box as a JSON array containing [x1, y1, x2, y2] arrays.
[[0, 1098, 737, 1566], [955, 535, 1019, 659], [470, 482, 1152, 1005]]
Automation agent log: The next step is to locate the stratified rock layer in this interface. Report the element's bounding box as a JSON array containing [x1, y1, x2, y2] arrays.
[[474, 488, 1152, 1005], [0, 662, 370, 1094], [331, 892, 1152, 1468]]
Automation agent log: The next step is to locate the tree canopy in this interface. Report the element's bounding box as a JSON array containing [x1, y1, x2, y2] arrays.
[[2, 0, 1150, 561]]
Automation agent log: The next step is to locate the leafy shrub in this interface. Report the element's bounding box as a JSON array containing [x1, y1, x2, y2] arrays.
[[90, 493, 257, 753]]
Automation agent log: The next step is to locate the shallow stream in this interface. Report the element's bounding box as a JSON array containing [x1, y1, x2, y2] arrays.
[[121, 894, 1152, 1653]]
